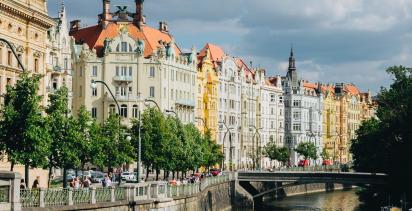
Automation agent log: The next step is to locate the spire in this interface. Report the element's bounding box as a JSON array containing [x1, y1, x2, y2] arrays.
[[286, 47, 298, 88], [288, 47, 296, 71]]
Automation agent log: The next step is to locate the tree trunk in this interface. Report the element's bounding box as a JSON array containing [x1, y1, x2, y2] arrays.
[[155, 169, 159, 181], [172, 171, 175, 179], [145, 166, 149, 181], [25, 164, 29, 188], [10, 160, 14, 172], [47, 165, 52, 188], [63, 168, 68, 188]]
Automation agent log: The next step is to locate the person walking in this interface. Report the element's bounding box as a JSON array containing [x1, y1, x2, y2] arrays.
[[20, 179, 26, 190], [32, 176, 40, 189]]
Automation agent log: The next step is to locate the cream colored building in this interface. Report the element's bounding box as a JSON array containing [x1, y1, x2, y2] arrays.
[[45, 3, 72, 109], [70, 0, 197, 125], [0, 0, 55, 188]]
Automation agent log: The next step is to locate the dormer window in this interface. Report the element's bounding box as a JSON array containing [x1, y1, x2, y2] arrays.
[[116, 42, 133, 52]]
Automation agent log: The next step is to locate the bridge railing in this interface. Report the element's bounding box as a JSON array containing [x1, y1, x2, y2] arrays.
[[278, 165, 342, 172], [20, 173, 237, 208]]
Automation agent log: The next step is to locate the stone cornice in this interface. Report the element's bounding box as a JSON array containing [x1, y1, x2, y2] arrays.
[[0, 0, 55, 29]]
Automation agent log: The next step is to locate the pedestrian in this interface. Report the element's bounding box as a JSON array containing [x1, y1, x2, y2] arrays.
[[32, 176, 40, 189], [20, 179, 26, 190], [82, 177, 91, 188], [103, 174, 112, 187], [74, 177, 81, 189]]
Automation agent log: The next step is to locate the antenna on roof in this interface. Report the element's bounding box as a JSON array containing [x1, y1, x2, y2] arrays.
[[250, 61, 253, 69]]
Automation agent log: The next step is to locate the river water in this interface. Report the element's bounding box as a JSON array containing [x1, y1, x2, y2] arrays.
[[259, 189, 365, 211]]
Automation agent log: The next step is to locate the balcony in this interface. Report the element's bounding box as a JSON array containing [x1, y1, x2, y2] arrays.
[[106, 95, 139, 102], [175, 99, 195, 108], [113, 75, 133, 83]]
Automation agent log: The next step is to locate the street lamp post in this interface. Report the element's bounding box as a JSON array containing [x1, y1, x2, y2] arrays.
[[219, 121, 232, 171], [144, 99, 160, 110], [195, 117, 208, 133], [0, 38, 25, 72], [165, 109, 177, 117], [90, 79, 122, 180], [249, 126, 262, 170]]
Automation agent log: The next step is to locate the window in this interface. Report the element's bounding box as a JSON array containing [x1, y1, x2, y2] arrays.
[[171, 70, 174, 81], [121, 66, 127, 76], [121, 42, 128, 52], [92, 87, 97, 96], [120, 104, 128, 117], [271, 108, 274, 115], [92, 66, 97, 77], [279, 96, 283, 104], [293, 123, 301, 131], [7, 51, 12, 66], [129, 86, 132, 93], [164, 87, 166, 98], [149, 66, 155, 77], [171, 89, 174, 99], [149, 86, 155, 97], [270, 94, 276, 102], [271, 121, 274, 129], [34, 59, 39, 72], [109, 104, 116, 114], [64, 58, 68, 69], [92, 107, 97, 118], [120, 86, 127, 96], [129, 67, 132, 76], [132, 105, 139, 118], [293, 111, 301, 119], [293, 100, 301, 107], [116, 66, 119, 76]]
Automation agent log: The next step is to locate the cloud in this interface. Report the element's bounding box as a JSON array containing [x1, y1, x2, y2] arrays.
[[47, 0, 412, 92]]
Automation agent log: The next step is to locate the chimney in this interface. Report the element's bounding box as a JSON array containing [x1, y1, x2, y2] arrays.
[[70, 20, 81, 32], [100, 0, 112, 28], [134, 0, 144, 28], [159, 21, 169, 33]]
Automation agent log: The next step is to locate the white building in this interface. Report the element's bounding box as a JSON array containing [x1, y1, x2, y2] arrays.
[[282, 49, 323, 166], [70, 0, 197, 125], [45, 3, 73, 108], [256, 70, 285, 169]]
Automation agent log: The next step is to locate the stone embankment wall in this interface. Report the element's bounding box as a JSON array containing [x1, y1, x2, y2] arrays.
[[281, 183, 348, 197]]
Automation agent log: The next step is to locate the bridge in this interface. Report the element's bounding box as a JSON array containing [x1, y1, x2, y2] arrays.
[[237, 171, 388, 201], [238, 171, 388, 185]]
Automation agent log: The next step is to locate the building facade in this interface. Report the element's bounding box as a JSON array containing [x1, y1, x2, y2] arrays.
[[70, 0, 197, 125], [257, 72, 285, 169], [45, 3, 73, 108], [0, 0, 55, 188], [282, 49, 323, 166]]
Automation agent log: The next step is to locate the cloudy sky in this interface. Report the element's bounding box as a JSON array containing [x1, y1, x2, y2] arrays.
[[48, 0, 412, 93]]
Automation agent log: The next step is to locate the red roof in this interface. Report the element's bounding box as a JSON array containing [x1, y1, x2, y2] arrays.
[[70, 23, 181, 57], [344, 84, 360, 95], [303, 82, 317, 89], [266, 77, 278, 86], [198, 43, 225, 62]]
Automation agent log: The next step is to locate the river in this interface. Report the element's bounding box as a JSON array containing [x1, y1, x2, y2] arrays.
[[259, 189, 366, 211]]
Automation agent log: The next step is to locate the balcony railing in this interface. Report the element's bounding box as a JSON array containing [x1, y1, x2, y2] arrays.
[[113, 76, 133, 82]]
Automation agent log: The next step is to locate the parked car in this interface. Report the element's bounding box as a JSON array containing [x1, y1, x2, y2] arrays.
[[90, 171, 105, 183], [210, 168, 221, 176], [322, 160, 333, 166], [298, 159, 309, 167], [121, 172, 135, 181]]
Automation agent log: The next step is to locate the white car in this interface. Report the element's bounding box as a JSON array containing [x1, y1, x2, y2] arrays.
[[121, 172, 135, 181]]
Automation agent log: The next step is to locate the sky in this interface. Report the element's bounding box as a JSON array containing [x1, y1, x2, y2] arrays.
[[48, 0, 412, 93]]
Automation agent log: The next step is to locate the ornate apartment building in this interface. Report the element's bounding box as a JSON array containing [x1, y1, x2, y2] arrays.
[[0, 0, 54, 104], [45, 3, 73, 108], [257, 72, 285, 169], [70, 0, 197, 125], [282, 49, 323, 166]]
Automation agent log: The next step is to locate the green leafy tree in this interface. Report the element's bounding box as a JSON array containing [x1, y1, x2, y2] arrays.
[[46, 86, 81, 188], [0, 73, 51, 187], [320, 148, 330, 160], [202, 129, 223, 170], [350, 66, 412, 209], [265, 142, 290, 167], [294, 141, 317, 165], [95, 114, 135, 171]]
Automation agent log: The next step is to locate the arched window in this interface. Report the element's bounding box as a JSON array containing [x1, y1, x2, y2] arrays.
[[132, 105, 139, 118], [109, 104, 116, 114], [120, 104, 128, 118]]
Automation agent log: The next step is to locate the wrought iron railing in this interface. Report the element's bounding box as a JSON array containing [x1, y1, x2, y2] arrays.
[[20, 189, 40, 207], [44, 188, 68, 206], [72, 188, 91, 205], [95, 188, 111, 203]]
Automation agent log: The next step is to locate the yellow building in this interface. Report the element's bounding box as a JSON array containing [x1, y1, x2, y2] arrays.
[[0, 0, 55, 187], [321, 83, 375, 164], [196, 44, 220, 141]]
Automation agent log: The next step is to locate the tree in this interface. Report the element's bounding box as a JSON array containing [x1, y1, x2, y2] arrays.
[[202, 129, 223, 170], [46, 86, 81, 188], [350, 66, 412, 209], [294, 141, 317, 165], [320, 148, 330, 160], [265, 142, 290, 167], [0, 73, 51, 187], [95, 114, 135, 172]]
